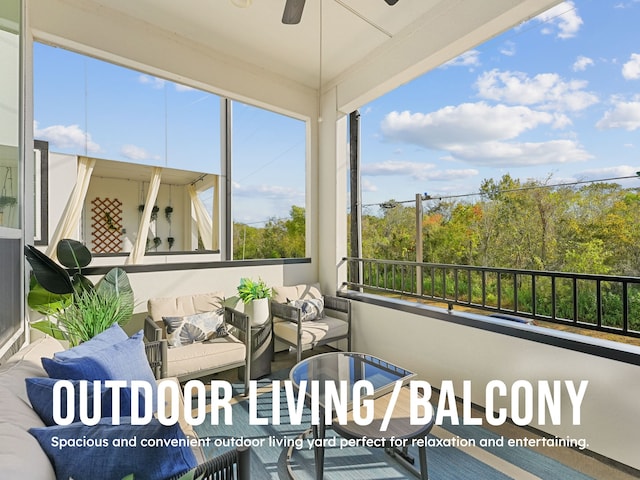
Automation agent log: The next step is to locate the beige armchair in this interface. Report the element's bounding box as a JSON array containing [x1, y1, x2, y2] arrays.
[[270, 283, 351, 362], [144, 292, 251, 393]]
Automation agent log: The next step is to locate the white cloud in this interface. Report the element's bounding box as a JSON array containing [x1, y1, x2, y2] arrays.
[[120, 144, 154, 160], [361, 178, 378, 192], [442, 50, 481, 69], [380, 103, 591, 167], [381, 103, 557, 148], [536, 1, 583, 39], [500, 41, 516, 57], [34, 122, 100, 153], [362, 160, 478, 181], [622, 53, 640, 80], [577, 165, 640, 180], [475, 69, 598, 112], [138, 74, 165, 89], [233, 182, 304, 201], [596, 100, 640, 131], [446, 139, 592, 166], [573, 55, 594, 71]]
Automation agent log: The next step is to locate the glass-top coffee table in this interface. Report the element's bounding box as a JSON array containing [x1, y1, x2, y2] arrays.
[[289, 352, 433, 479]]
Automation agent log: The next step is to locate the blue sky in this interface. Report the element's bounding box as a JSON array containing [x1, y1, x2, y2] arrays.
[[34, 1, 640, 223]]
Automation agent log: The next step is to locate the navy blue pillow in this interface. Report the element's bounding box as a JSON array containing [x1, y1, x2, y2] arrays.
[[26, 377, 145, 426], [54, 323, 128, 361], [29, 418, 198, 480]]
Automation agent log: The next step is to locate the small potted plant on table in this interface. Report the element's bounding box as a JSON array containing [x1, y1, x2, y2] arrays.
[[237, 277, 272, 326]]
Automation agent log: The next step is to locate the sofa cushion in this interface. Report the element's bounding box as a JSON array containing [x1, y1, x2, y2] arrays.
[[54, 323, 127, 361], [0, 422, 56, 479], [29, 418, 197, 480], [166, 336, 246, 379], [0, 336, 64, 480], [273, 315, 348, 347], [26, 377, 145, 426]]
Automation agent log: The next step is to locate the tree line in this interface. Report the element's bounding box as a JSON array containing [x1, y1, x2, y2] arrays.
[[234, 174, 640, 278], [363, 174, 640, 277]]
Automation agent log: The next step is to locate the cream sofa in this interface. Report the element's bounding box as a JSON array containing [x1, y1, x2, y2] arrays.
[[0, 335, 250, 479]]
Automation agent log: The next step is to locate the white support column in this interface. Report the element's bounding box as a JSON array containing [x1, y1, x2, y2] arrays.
[[317, 86, 348, 294]]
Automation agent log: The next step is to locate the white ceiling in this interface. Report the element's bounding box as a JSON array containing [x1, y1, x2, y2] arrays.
[[30, 0, 562, 116], [93, 0, 442, 89]]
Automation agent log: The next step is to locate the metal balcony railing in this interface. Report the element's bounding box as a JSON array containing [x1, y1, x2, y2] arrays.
[[344, 257, 640, 339]]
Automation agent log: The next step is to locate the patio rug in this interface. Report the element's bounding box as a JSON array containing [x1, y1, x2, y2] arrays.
[[193, 373, 595, 480]]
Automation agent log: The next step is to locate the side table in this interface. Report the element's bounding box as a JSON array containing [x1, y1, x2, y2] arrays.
[[239, 321, 272, 381]]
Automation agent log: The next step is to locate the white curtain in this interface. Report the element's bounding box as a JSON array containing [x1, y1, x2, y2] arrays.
[[187, 184, 213, 250], [126, 167, 163, 265], [45, 156, 96, 259]]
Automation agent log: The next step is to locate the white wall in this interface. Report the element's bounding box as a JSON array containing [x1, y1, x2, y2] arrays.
[[350, 298, 640, 471], [84, 261, 315, 315]]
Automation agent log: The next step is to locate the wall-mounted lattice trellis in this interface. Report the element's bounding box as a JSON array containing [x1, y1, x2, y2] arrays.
[[91, 197, 122, 253]]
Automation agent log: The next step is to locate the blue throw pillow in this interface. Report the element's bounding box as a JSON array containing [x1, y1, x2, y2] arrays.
[[54, 323, 128, 361], [29, 418, 198, 480], [41, 331, 158, 407], [26, 377, 145, 426]]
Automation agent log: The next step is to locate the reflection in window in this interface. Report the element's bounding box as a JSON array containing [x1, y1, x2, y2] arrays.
[[0, 0, 22, 351], [0, 1, 20, 230]]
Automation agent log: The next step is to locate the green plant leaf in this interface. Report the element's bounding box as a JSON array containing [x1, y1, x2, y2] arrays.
[[27, 278, 73, 315], [237, 277, 272, 302], [72, 273, 95, 296], [96, 268, 134, 319], [24, 245, 74, 295], [30, 319, 68, 341], [57, 238, 92, 270]]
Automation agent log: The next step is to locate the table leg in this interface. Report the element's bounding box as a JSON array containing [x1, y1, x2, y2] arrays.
[[312, 423, 326, 479], [418, 445, 428, 480]]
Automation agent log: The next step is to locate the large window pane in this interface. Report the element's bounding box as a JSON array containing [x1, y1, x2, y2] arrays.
[[34, 44, 221, 256], [231, 102, 306, 259]]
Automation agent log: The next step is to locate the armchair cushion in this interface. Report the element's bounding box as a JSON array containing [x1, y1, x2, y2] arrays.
[[287, 297, 325, 321], [272, 283, 322, 304], [163, 309, 228, 348], [166, 337, 246, 379], [273, 316, 349, 346], [148, 292, 224, 323]]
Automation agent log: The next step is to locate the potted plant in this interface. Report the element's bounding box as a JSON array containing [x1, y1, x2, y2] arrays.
[[237, 277, 272, 326], [24, 239, 134, 345]]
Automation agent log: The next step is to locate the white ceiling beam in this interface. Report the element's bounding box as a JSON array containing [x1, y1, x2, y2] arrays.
[[333, 0, 563, 113]]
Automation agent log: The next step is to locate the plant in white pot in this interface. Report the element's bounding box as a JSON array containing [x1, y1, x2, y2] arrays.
[[237, 277, 272, 326]]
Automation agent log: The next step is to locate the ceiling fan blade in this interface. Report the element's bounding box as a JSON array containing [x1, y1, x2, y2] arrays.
[[384, 0, 400, 5], [282, 0, 306, 24]]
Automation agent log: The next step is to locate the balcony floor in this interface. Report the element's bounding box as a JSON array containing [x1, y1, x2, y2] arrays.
[[202, 346, 637, 480]]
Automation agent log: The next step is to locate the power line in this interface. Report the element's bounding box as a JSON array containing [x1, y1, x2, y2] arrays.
[[361, 174, 640, 208]]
